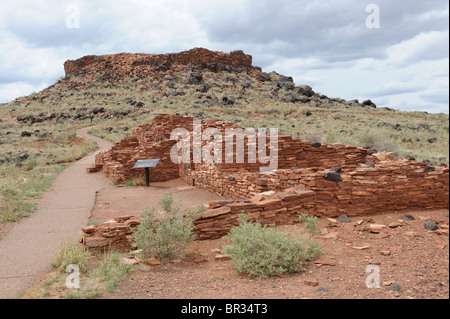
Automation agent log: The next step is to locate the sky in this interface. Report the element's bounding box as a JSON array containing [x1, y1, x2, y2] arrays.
[[0, 0, 448, 113]]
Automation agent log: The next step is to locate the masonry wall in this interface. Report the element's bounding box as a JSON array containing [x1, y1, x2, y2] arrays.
[[81, 159, 449, 248], [82, 113, 449, 250], [64, 48, 254, 78], [94, 114, 193, 184]]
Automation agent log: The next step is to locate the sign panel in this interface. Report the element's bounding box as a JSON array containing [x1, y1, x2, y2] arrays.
[[133, 159, 160, 169]]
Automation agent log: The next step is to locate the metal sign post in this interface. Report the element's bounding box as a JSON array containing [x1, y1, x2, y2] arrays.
[[133, 159, 160, 187]]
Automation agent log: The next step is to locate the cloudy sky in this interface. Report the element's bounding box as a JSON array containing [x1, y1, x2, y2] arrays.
[[0, 0, 448, 113]]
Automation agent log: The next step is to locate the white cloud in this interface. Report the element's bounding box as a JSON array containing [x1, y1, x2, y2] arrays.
[[385, 30, 449, 66], [0, 31, 65, 83], [0, 81, 49, 102]]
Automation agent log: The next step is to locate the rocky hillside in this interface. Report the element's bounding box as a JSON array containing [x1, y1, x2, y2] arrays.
[[1, 48, 449, 165]]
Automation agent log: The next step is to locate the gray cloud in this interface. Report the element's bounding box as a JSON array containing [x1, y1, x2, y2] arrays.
[[0, 0, 448, 113], [194, 0, 449, 64]]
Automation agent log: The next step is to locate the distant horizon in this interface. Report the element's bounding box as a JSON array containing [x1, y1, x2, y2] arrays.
[[1, 1, 448, 113]]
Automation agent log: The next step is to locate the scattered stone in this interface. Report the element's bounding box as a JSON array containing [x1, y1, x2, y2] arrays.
[[399, 214, 415, 221], [376, 233, 390, 239], [387, 284, 402, 292], [352, 245, 371, 250], [368, 224, 386, 233], [361, 99, 377, 108], [295, 85, 314, 97], [380, 250, 391, 256], [121, 256, 139, 265], [383, 281, 394, 287], [388, 221, 403, 228], [424, 221, 439, 231], [324, 172, 342, 183], [189, 72, 203, 85], [338, 214, 352, 224], [215, 253, 231, 261], [258, 72, 272, 82], [314, 256, 336, 266], [435, 229, 449, 236], [304, 279, 319, 287], [21, 131, 32, 137], [143, 257, 161, 266], [317, 287, 330, 293]]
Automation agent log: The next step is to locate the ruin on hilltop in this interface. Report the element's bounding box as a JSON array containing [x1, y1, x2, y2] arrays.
[[63, 48, 260, 82]]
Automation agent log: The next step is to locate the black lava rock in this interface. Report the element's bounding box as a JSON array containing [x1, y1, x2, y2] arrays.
[[21, 131, 32, 137], [399, 214, 415, 221], [324, 172, 342, 183], [338, 214, 352, 224], [424, 221, 439, 231]]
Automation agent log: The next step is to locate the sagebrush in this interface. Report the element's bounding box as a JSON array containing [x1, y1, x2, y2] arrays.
[[223, 214, 322, 278], [132, 192, 204, 263]]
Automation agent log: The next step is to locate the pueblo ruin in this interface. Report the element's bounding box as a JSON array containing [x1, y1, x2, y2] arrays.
[[81, 114, 449, 250]]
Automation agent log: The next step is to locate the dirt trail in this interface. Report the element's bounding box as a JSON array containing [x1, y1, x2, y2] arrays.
[[0, 127, 113, 298]]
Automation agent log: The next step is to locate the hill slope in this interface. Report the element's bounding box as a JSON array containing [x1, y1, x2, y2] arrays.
[[0, 48, 448, 221]]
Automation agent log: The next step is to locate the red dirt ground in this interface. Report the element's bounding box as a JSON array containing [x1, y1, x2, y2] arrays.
[[90, 180, 449, 300]]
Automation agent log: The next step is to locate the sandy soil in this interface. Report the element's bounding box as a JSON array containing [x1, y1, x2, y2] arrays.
[[89, 180, 449, 300], [89, 179, 224, 223]]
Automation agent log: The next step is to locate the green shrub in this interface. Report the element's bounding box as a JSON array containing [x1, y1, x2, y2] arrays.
[[0, 188, 34, 222], [52, 240, 90, 273], [357, 132, 398, 152], [298, 212, 319, 235], [158, 190, 180, 213], [223, 214, 322, 278], [125, 176, 146, 187], [132, 192, 201, 264], [93, 251, 131, 292]]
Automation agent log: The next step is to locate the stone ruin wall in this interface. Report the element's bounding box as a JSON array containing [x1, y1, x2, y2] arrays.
[[64, 48, 255, 80], [82, 114, 449, 250]]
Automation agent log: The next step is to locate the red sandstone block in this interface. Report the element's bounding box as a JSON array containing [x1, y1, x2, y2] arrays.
[[278, 192, 302, 202], [84, 236, 114, 248], [229, 202, 258, 212]]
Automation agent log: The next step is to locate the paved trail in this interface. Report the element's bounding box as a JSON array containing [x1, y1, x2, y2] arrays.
[[0, 127, 113, 298]]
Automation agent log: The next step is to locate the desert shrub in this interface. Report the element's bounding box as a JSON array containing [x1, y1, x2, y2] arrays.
[[52, 240, 90, 273], [357, 132, 398, 152], [0, 188, 34, 222], [125, 176, 146, 187], [93, 251, 131, 292], [299, 131, 323, 144], [298, 212, 319, 235], [223, 214, 322, 278], [132, 192, 202, 263]]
